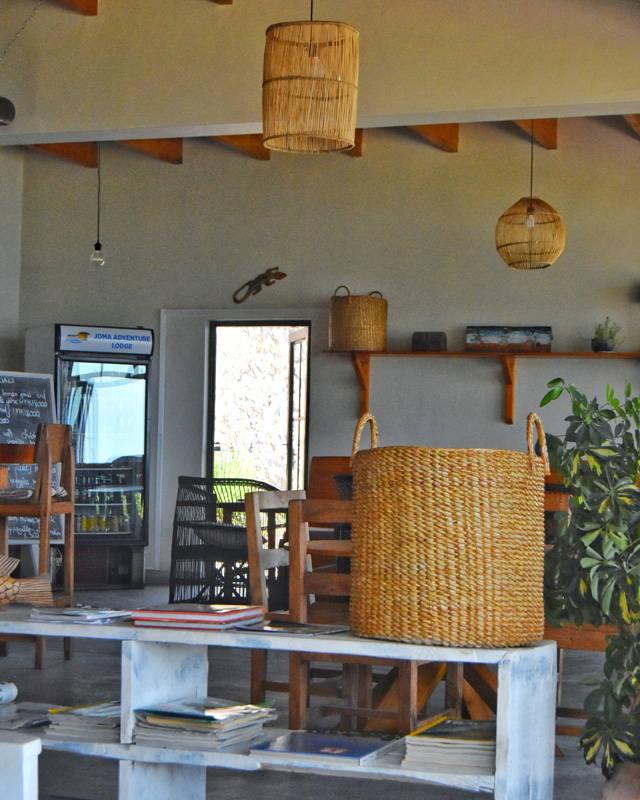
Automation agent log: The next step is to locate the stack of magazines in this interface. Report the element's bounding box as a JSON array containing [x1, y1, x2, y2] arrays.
[[30, 606, 132, 625], [130, 604, 265, 630], [402, 716, 496, 773], [133, 696, 276, 750], [44, 701, 121, 743]]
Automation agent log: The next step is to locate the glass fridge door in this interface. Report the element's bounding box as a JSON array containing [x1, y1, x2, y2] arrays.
[[58, 359, 148, 544]]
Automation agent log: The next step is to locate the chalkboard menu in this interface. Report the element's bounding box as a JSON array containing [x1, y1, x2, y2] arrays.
[[0, 371, 62, 544], [0, 371, 56, 444]]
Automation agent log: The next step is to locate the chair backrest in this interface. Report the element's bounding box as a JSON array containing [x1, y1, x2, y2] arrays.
[[173, 476, 219, 524], [306, 457, 352, 500], [33, 424, 74, 505], [245, 489, 305, 612], [288, 498, 354, 623]]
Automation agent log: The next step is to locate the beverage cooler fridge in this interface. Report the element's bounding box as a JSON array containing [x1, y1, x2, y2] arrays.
[[26, 324, 154, 589]]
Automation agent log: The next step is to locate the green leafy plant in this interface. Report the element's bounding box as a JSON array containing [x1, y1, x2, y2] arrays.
[[213, 447, 260, 481], [541, 378, 640, 777], [594, 317, 623, 346]]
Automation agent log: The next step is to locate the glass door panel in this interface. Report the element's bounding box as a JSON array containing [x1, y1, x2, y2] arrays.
[[58, 359, 147, 543]]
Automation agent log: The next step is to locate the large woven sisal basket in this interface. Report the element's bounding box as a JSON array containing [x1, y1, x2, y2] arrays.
[[328, 286, 387, 351], [349, 412, 549, 647]]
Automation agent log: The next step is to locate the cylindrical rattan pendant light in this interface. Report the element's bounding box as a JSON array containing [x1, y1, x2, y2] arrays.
[[495, 124, 566, 270], [262, 13, 359, 154]]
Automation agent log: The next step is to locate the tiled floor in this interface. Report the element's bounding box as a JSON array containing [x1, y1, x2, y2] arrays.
[[1, 583, 607, 799]]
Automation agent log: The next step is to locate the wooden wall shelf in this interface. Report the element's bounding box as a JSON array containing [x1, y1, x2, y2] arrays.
[[326, 350, 640, 425]]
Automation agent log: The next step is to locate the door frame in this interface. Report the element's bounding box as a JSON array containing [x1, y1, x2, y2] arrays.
[[206, 319, 311, 487], [154, 307, 329, 575]]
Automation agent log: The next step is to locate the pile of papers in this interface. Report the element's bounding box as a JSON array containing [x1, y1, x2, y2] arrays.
[[44, 701, 121, 743], [402, 716, 496, 773], [0, 701, 51, 730], [130, 603, 265, 630], [30, 606, 132, 625], [133, 696, 276, 750]]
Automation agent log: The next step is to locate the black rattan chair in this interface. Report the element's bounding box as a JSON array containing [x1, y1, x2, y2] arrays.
[[168, 475, 278, 604]]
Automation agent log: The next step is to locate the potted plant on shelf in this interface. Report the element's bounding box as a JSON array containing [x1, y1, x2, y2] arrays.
[[540, 378, 640, 784], [592, 317, 623, 352]]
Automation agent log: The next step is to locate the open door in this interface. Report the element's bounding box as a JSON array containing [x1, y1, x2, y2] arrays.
[[208, 322, 310, 490]]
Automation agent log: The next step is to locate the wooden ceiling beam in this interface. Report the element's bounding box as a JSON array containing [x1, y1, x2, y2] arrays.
[[409, 123, 459, 153], [623, 115, 640, 138], [343, 129, 363, 157], [513, 119, 558, 149], [52, 0, 98, 15], [213, 134, 270, 161], [119, 138, 183, 164], [30, 142, 97, 167]]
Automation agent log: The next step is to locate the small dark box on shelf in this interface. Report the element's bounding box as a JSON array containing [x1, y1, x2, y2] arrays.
[[412, 332, 447, 352]]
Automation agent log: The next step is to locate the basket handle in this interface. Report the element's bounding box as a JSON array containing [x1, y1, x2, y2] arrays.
[[351, 412, 378, 465], [527, 412, 550, 475], [369, 291, 383, 298], [333, 286, 351, 299]]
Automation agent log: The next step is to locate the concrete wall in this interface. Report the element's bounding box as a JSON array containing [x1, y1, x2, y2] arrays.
[[0, 0, 639, 145], [15, 117, 640, 571], [4, 0, 640, 572], [0, 148, 23, 370]]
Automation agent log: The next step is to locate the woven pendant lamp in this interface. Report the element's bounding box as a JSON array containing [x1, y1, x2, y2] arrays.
[[262, 17, 359, 153], [495, 124, 566, 270], [495, 196, 566, 270]]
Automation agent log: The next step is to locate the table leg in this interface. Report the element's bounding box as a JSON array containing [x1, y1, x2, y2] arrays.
[[494, 642, 557, 800], [119, 761, 206, 800], [120, 641, 209, 743]]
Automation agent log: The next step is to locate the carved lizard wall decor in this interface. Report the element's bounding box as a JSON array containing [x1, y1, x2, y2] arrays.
[[232, 267, 287, 304]]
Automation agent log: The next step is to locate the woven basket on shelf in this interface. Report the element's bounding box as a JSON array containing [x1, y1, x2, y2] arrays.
[[349, 412, 549, 647], [328, 286, 387, 351]]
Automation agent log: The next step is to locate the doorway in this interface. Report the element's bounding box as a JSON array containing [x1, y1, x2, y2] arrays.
[[207, 322, 310, 490]]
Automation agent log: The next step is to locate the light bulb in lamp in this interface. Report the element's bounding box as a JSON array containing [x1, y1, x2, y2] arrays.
[[310, 54, 325, 77], [90, 241, 105, 267]]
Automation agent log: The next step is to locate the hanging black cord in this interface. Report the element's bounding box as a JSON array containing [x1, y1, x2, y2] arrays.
[[95, 143, 102, 249], [310, 0, 314, 21], [529, 121, 534, 198]]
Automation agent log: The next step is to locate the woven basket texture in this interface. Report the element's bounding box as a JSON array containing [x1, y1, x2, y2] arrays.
[[262, 21, 359, 153], [495, 195, 566, 270], [349, 413, 549, 647], [328, 286, 387, 351]]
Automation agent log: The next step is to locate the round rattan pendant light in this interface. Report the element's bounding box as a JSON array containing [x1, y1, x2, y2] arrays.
[[495, 123, 566, 270], [262, 1, 359, 153]]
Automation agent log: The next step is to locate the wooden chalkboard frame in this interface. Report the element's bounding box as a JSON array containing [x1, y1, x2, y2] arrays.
[[0, 371, 62, 545]]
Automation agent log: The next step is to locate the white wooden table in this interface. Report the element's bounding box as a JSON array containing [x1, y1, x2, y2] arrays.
[[0, 608, 557, 800]]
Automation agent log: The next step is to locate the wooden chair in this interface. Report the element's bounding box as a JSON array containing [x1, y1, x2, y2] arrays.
[[458, 470, 618, 743], [542, 469, 619, 742], [0, 424, 75, 668], [288, 497, 447, 734], [245, 488, 346, 705], [304, 457, 485, 721]]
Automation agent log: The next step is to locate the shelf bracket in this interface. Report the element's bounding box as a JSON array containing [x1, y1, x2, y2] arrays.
[[501, 355, 516, 425], [351, 353, 371, 416]]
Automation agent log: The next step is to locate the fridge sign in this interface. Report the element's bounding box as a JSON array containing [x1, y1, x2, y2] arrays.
[[57, 325, 154, 356]]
